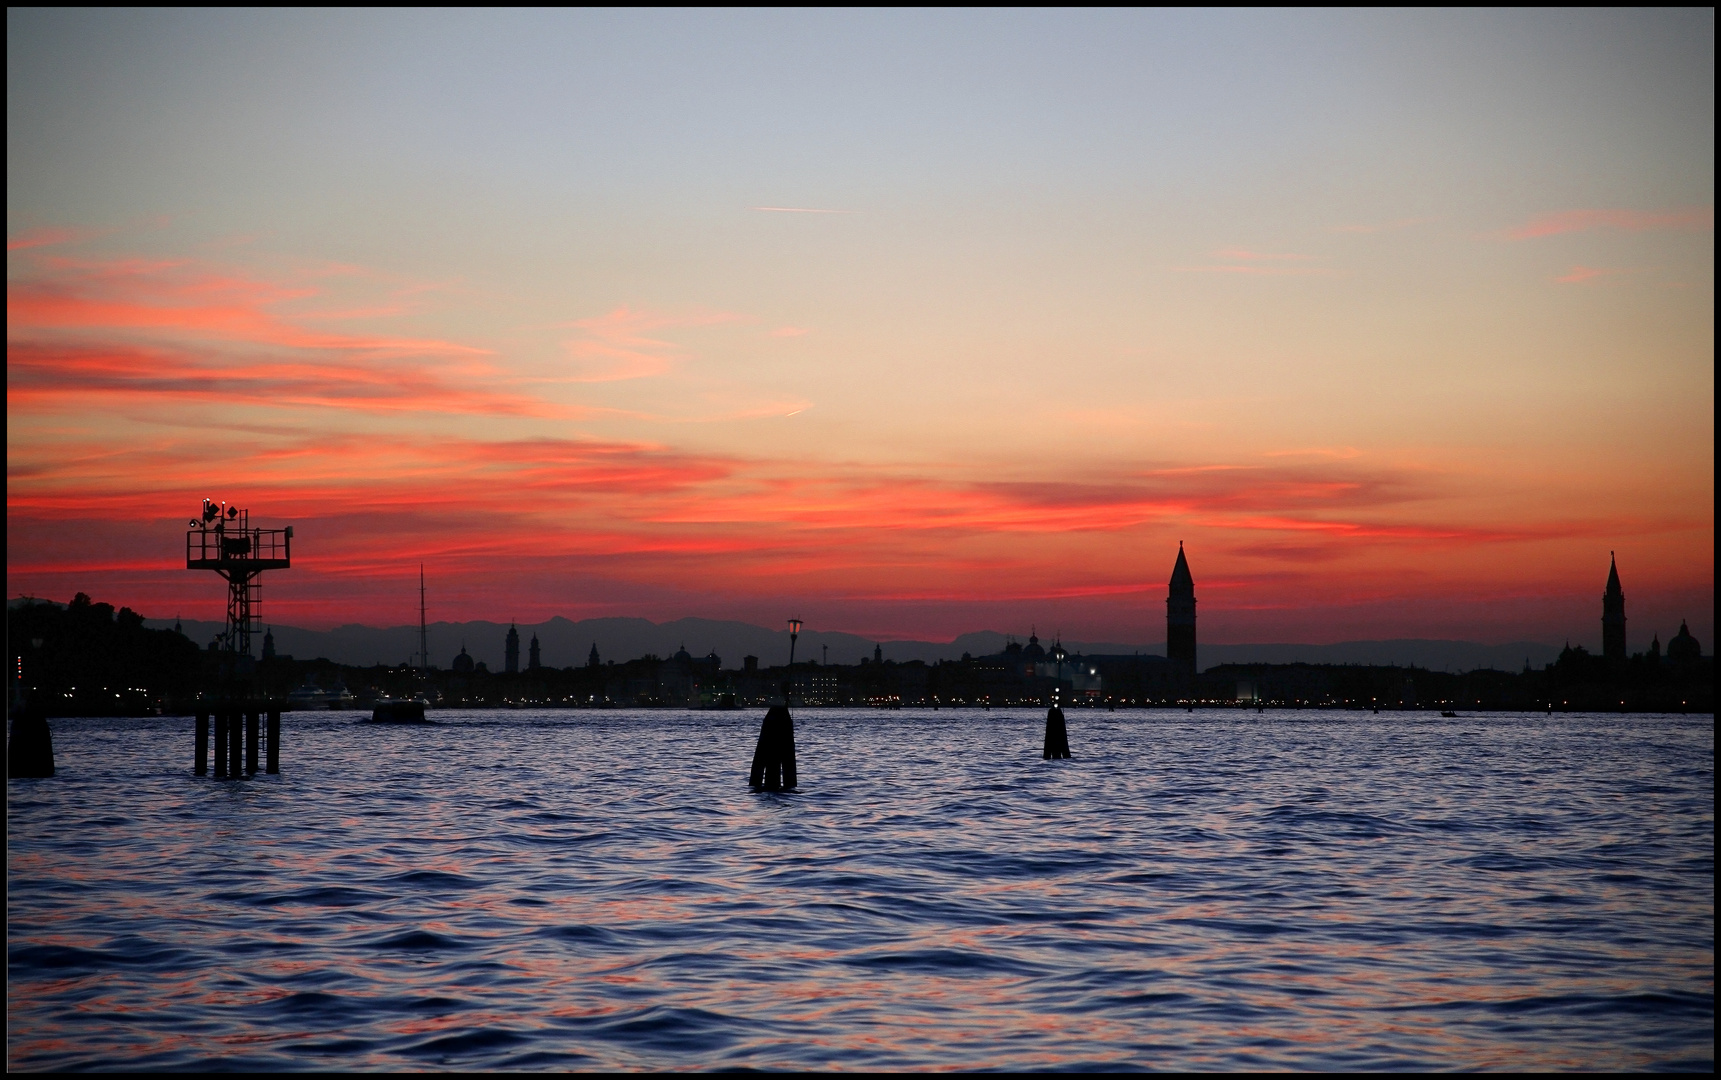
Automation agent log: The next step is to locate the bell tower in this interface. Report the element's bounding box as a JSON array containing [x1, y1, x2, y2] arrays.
[[1602, 553, 1626, 663], [1167, 542, 1197, 679]]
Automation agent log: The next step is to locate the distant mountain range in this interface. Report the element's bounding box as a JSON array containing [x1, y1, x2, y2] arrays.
[[138, 613, 1566, 673]]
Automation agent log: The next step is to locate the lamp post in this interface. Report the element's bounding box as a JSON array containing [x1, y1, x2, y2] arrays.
[[787, 619, 803, 666]]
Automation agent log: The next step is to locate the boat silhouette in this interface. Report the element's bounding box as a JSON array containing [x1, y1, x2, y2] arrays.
[[368, 697, 432, 723]]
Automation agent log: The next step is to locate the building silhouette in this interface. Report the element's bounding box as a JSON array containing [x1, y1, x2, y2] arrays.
[[1667, 620, 1701, 666], [505, 623, 520, 674], [528, 632, 541, 671], [587, 642, 601, 669], [261, 627, 276, 661], [1168, 542, 1196, 678], [1602, 554, 1626, 663], [451, 645, 474, 674], [1023, 630, 1045, 664]]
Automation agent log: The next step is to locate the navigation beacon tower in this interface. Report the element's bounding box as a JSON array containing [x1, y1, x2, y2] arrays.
[[1602, 552, 1626, 663], [1167, 542, 1197, 680], [186, 499, 292, 662]]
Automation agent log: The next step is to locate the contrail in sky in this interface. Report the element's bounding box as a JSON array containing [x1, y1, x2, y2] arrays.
[[751, 206, 853, 214]]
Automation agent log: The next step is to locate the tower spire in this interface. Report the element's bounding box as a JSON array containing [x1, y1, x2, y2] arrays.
[[1167, 543, 1197, 681], [1602, 552, 1626, 663]]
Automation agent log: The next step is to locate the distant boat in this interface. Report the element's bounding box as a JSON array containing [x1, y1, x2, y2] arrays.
[[1441, 710, 1458, 718], [369, 698, 430, 723], [286, 681, 331, 711], [326, 681, 357, 710]]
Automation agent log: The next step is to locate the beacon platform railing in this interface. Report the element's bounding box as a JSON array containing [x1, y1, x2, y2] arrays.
[[186, 527, 292, 570]]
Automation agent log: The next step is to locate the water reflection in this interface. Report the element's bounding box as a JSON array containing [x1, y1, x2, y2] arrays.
[[7, 710, 1714, 1070]]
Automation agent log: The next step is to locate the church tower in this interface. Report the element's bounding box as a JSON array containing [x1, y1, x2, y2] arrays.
[[1602, 553, 1626, 663], [505, 623, 521, 674], [1167, 542, 1197, 678], [528, 633, 541, 671]]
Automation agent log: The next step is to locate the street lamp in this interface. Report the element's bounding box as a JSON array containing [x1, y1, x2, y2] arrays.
[[787, 618, 803, 666]]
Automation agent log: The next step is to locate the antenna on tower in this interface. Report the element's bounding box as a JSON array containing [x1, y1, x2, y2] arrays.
[[419, 564, 429, 671]]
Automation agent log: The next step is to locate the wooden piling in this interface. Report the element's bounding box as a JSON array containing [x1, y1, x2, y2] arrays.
[[213, 713, 229, 778], [749, 705, 798, 791], [228, 711, 244, 778], [1042, 705, 1071, 760], [7, 708, 56, 778], [195, 711, 210, 775], [266, 710, 280, 774]]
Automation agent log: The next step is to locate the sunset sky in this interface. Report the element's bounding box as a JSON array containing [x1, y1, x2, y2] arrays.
[[7, 9, 1713, 650]]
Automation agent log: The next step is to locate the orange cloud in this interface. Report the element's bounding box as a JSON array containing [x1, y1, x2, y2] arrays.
[[558, 306, 744, 382], [1176, 249, 1333, 276], [1329, 218, 1428, 234], [1507, 207, 1713, 240], [8, 258, 485, 357], [1212, 248, 1313, 261], [1555, 265, 1625, 284], [7, 227, 87, 251]]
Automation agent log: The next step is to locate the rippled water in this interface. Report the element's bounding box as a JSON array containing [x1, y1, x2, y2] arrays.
[[8, 709, 1714, 1071]]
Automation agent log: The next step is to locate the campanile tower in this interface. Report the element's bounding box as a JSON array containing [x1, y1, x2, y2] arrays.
[[1602, 553, 1626, 663], [1167, 542, 1197, 678]]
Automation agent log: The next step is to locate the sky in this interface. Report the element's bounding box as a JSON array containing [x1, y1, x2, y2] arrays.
[[6, 9, 1714, 651]]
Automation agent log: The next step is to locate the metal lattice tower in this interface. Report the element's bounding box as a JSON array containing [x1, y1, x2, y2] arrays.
[[186, 500, 292, 659]]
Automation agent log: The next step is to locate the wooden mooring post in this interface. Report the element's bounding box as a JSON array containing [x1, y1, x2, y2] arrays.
[[1042, 705, 1071, 759], [749, 704, 798, 791], [7, 707, 56, 778]]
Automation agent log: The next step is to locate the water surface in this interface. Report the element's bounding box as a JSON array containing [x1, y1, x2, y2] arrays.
[[8, 709, 1714, 1070]]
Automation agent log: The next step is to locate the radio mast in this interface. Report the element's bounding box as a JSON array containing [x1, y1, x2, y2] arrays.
[[418, 564, 429, 671]]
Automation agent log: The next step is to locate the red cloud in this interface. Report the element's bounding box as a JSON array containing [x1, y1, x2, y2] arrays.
[[1507, 207, 1713, 240], [8, 437, 1706, 639], [7, 247, 1710, 641], [5, 252, 557, 418], [6, 340, 558, 418]]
